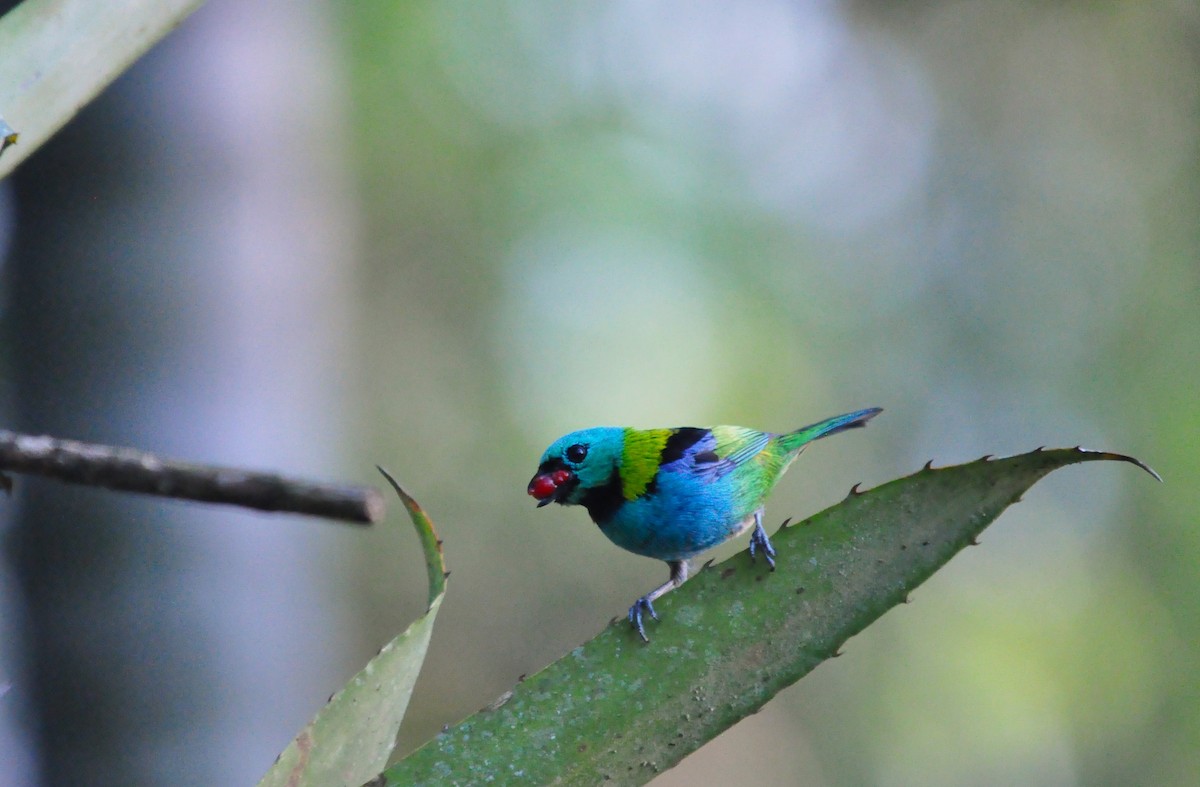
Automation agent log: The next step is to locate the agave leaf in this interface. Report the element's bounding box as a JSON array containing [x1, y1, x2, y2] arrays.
[[383, 448, 1157, 785], [259, 469, 446, 787], [0, 0, 204, 178]]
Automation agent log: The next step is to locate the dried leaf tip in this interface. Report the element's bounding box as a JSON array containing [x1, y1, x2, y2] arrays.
[[1072, 447, 1163, 482], [922, 459, 935, 471], [376, 465, 414, 507]]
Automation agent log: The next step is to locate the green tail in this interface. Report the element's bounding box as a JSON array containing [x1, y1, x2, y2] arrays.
[[779, 407, 882, 453]]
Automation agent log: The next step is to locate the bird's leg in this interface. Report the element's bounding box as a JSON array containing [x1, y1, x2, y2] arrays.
[[748, 509, 776, 570], [628, 559, 689, 642]]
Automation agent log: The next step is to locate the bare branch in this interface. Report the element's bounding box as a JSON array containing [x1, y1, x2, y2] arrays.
[[0, 430, 384, 524]]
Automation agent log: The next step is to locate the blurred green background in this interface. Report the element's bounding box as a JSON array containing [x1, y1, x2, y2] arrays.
[[1, 1, 1196, 785]]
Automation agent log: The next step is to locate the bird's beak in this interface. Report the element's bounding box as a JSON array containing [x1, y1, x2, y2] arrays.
[[528, 468, 573, 506]]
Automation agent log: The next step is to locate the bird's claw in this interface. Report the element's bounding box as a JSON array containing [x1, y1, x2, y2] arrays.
[[749, 521, 777, 570], [628, 596, 658, 642]]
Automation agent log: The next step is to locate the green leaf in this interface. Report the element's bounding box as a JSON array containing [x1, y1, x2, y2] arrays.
[[0, 0, 205, 178], [258, 469, 446, 787], [382, 447, 1158, 785]]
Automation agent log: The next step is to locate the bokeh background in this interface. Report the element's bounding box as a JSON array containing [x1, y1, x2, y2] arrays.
[[0, 1, 1196, 785]]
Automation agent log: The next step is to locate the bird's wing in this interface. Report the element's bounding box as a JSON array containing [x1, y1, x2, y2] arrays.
[[652, 426, 771, 484], [709, 425, 772, 467]]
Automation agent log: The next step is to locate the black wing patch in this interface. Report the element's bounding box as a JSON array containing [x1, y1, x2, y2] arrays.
[[659, 427, 710, 466]]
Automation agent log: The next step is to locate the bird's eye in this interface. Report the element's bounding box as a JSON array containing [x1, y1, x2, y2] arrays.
[[565, 444, 588, 463]]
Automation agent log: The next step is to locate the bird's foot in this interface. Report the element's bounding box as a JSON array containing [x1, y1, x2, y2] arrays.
[[749, 520, 777, 570], [627, 596, 659, 642]]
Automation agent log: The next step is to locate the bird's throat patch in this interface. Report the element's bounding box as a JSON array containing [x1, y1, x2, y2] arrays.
[[620, 428, 671, 500]]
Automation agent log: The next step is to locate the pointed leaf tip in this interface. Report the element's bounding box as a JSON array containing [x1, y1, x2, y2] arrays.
[[377, 465, 417, 509], [1070, 448, 1162, 483], [377, 466, 447, 606]]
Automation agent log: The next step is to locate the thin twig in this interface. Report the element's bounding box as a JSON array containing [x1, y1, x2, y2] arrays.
[[0, 430, 384, 524]]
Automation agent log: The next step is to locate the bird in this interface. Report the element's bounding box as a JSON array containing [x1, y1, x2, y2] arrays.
[[527, 407, 882, 641]]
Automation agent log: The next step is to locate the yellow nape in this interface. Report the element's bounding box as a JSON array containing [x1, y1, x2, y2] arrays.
[[620, 428, 672, 500]]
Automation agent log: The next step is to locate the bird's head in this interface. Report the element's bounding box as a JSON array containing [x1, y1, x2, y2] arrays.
[[528, 427, 624, 507]]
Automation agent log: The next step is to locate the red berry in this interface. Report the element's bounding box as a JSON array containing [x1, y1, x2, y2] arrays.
[[529, 469, 574, 501], [529, 475, 557, 500]]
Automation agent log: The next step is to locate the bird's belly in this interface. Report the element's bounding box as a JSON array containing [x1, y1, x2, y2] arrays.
[[598, 491, 758, 562]]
